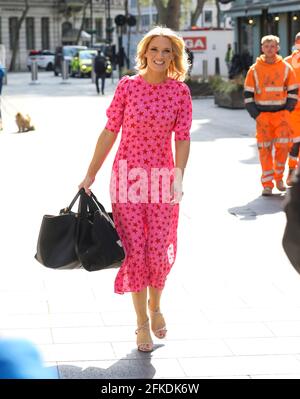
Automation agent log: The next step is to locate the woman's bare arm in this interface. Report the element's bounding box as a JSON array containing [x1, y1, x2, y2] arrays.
[[170, 140, 190, 204], [175, 140, 190, 179], [79, 128, 118, 192], [86, 128, 118, 178]]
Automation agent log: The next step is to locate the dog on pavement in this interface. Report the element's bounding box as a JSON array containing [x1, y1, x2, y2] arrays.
[[15, 112, 35, 133]]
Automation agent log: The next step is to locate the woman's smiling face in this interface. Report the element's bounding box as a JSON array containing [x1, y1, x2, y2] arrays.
[[144, 36, 174, 73]]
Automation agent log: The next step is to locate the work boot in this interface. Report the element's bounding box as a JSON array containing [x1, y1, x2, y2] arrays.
[[286, 169, 295, 187], [262, 187, 272, 196], [276, 180, 286, 192]]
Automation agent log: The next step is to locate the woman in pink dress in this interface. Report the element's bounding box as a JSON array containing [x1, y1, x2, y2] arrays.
[[79, 27, 192, 352]]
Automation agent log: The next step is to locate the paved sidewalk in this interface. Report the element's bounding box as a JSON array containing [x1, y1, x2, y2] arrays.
[[1, 72, 300, 379]]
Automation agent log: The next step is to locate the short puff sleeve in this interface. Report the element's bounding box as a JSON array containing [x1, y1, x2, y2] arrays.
[[105, 76, 130, 134], [173, 83, 192, 141]]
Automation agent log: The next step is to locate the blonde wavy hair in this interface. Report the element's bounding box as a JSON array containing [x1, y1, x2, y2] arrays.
[[135, 26, 190, 82]]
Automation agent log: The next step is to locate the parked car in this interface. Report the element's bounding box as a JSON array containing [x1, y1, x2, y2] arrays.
[[71, 49, 97, 77], [54, 45, 88, 76], [27, 50, 55, 71]]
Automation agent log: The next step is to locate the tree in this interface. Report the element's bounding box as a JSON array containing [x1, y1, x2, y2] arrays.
[[75, 0, 91, 45], [190, 0, 207, 27], [153, 0, 181, 31], [136, 0, 142, 32], [9, 0, 30, 71], [215, 0, 221, 28], [152, 0, 211, 30], [152, 0, 228, 30]]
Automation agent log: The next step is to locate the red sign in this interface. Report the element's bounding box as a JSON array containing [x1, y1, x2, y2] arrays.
[[183, 37, 207, 51]]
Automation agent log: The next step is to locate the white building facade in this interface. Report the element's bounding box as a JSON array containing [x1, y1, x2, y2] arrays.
[[0, 0, 125, 70]]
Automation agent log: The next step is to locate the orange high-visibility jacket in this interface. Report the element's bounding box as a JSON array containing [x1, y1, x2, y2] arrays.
[[285, 50, 300, 111], [244, 54, 298, 119]]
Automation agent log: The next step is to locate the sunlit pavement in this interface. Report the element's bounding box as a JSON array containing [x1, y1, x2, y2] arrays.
[[1, 71, 300, 379]]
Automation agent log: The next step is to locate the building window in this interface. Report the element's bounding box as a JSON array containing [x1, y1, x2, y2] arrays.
[[95, 18, 103, 40], [26, 17, 35, 50], [9, 17, 18, 50], [83, 18, 92, 31], [41, 18, 50, 49], [239, 18, 254, 56], [261, 11, 279, 37], [141, 15, 150, 27], [62, 21, 72, 37], [204, 11, 212, 24]]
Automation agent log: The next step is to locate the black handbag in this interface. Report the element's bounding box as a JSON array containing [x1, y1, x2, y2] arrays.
[[76, 192, 125, 271], [282, 169, 300, 274], [35, 189, 125, 271], [35, 190, 82, 269]]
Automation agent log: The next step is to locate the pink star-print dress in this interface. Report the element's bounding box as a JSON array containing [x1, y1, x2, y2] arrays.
[[105, 74, 192, 294]]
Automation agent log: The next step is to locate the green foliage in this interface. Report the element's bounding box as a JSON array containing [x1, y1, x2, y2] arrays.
[[185, 77, 214, 97], [209, 75, 244, 94]]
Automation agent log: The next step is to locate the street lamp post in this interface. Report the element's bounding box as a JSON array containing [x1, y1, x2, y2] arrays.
[[115, 14, 137, 79], [90, 0, 94, 47], [105, 0, 112, 44]]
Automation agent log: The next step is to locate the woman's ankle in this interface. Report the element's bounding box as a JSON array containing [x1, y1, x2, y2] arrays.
[[136, 316, 149, 327], [148, 299, 160, 313]]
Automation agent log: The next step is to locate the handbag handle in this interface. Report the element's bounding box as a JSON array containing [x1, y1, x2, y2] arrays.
[[60, 188, 85, 214], [79, 191, 116, 227], [90, 192, 116, 227], [90, 192, 106, 214], [61, 189, 114, 227]]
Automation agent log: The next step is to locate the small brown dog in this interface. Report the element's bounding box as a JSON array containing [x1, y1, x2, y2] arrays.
[[15, 112, 35, 132]]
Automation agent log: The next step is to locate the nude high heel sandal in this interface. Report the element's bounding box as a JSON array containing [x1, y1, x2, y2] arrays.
[[135, 319, 153, 352], [148, 302, 167, 339]]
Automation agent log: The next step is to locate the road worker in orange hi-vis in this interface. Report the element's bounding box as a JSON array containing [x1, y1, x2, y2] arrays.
[[285, 33, 300, 186], [244, 35, 298, 196]]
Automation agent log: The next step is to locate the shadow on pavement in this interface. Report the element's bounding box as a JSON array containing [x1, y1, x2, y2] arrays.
[[239, 143, 259, 165], [228, 193, 286, 220], [57, 346, 165, 379], [191, 102, 254, 142]]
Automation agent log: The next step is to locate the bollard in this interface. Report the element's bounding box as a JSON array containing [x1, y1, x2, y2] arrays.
[[61, 59, 70, 84], [91, 57, 96, 84], [3, 69, 7, 85], [29, 60, 39, 85], [215, 57, 220, 75], [202, 60, 208, 81]]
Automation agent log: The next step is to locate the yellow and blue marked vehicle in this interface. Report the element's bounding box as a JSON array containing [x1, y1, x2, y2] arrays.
[[71, 49, 97, 78]]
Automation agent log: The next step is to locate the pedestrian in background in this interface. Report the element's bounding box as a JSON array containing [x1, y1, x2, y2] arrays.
[[0, 63, 5, 131], [244, 35, 298, 196], [186, 47, 194, 76], [285, 32, 300, 186], [79, 26, 192, 352], [94, 50, 107, 95], [225, 43, 233, 75]]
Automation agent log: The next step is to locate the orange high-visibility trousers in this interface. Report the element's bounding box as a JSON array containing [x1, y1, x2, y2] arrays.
[[288, 110, 300, 169], [256, 110, 291, 188]]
